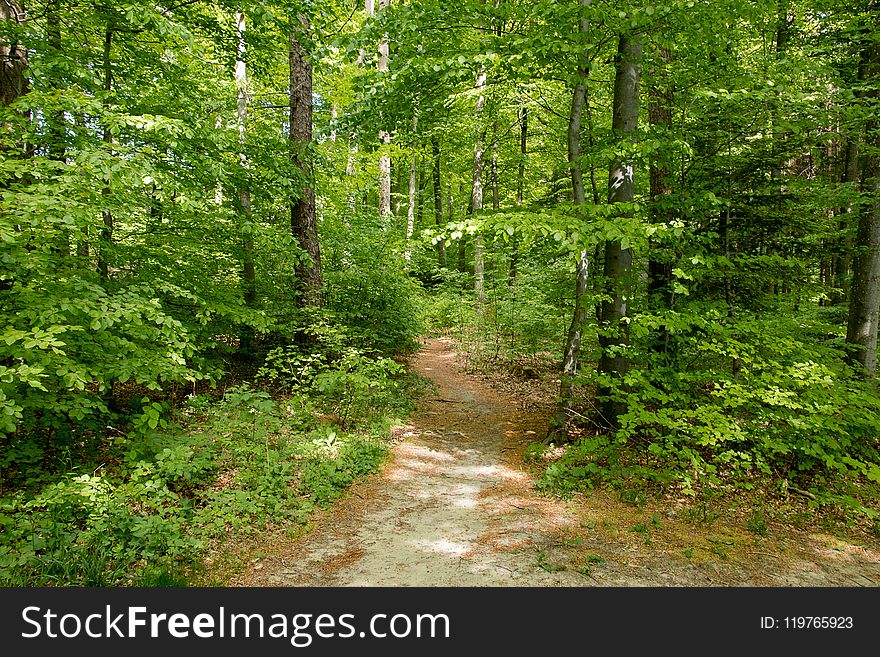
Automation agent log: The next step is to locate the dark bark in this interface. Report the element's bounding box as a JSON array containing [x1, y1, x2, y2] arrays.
[[647, 46, 674, 354], [598, 34, 642, 428], [832, 135, 860, 304], [0, 0, 27, 109], [509, 103, 527, 282], [98, 25, 113, 281], [846, 41, 880, 373], [290, 25, 322, 307]]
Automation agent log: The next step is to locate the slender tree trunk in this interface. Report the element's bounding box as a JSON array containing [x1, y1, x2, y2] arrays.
[[598, 34, 642, 428], [98, 25, 113, 281], [417, 165, 425, 227], [509, 102, 527, 282], [236, 12, 257, 353], [833, 136, 859, 304], [647, 46, 674, 354], [46, 0, 63, 162], [491, 121, 500, 210], [548, 0, 591, 442], [432, 136, 446, 266], [46, 0, 70, 256], [405, 114, 418, 263], [846, 41, 880, 373], [345, 145, 358, 215], [470, 69, 487, 306], [290, 21, 322, 307], [374, 0, 392, 219]]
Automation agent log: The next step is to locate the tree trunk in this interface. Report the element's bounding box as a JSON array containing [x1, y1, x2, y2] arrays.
[[432, 136, 446, 266], [846, 41, 880, 374], [470, 68, 487, 306], [547, 0, 591, 442], [0, 0, 27, 109], [405, 114, 418, 263], [647, 46, 674, 354], [236, 12, 257, 352], [598, 34, 642, 428], [491, 121, 500, 210], [374, 0, 392, 219], [290, 22, 322, 307], [98, 25, 113, 281], [509, 102, 527, 282], [832, 135, 859, 304], [46, 0, 64, 162]]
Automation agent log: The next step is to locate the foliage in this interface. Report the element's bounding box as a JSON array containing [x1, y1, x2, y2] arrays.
[[536, 304, 880, 521], [0, 360, 414, 585]]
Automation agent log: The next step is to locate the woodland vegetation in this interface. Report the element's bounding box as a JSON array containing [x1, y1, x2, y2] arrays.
[[0, 0, 878, 585]]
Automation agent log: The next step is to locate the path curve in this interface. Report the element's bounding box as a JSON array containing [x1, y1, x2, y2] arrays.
[[234, 338, 880, 587]]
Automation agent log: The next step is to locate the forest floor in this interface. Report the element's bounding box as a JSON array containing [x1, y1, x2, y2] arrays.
[[232, 337, 880, 586]]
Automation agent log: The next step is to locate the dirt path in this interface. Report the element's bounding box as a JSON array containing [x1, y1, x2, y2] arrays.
[[235, 338, 880, 587]]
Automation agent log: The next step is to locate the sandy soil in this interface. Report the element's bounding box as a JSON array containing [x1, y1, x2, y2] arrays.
[[234, 338, 880, 587]]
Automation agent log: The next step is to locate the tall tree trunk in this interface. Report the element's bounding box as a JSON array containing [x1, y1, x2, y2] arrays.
[[491, 121, 500, 210], [597, 34, 642, 428], [405, 114, 418, 263], [290, 21, 322, 307], [374, 0, 392, 218], [46, 0, 64, 162], [98, 25, 113, 281], [547, 0, 591, 442], [470, 69, 487, 306], [0, 0, 27, 109], [432, 136, 446, 266], [832, 135, 859, 304], [236, 12, 257, 353], [647, 45, 674, 354], [846, 41, 880, 374], [46, 0, 69, 256], [509, 102, 527, 282]]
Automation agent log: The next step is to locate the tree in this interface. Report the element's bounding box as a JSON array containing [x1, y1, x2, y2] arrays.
[[0, 0, 26, 109], [236, 11, 257, 351], [290, 18, 323, 307], [597, 33, 641, 427], [549, 0, 592, 441], [846, 35, 880, 373]]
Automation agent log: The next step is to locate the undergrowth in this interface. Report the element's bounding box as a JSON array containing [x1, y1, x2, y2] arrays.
[[0, 323, 422, 586]]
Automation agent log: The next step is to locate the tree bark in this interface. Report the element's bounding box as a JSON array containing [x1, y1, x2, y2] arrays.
[[547, 0, 591, 442], [846, 41, 880, 373], [236, 12, 257, 352], [598, 34, 642, 428], [491, 121, 499, 210], [98, 25, 113, 281], [470, 68, 487, 306], [431, 136, 446, 266], [509, 102, 527, 282], [290, 22, 323, 307], [0, 0, 27, 109], [405, 114, 418, 263], [647, 45, 674, 354], [374, 0, 392, 219], [832, 135, 859, 304]]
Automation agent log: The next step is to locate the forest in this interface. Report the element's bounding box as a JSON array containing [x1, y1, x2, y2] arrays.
[[0, 0, 878, 587]]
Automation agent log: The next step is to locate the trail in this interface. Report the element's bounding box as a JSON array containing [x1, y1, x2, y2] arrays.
[[235, 338, 880, 587]]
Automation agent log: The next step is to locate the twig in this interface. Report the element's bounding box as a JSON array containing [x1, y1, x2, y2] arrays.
[[789, 486, 817, 501]]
